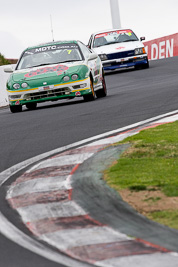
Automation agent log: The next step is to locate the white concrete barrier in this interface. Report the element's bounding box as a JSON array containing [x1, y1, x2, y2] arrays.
[[0, 65, 15, 107]]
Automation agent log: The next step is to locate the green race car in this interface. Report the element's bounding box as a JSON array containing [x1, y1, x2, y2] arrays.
[[4, 40, 107, 113]]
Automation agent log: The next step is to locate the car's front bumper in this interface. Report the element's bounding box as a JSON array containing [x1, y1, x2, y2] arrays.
[[102, 55, 148, 71], [7, 78, 92, 106]]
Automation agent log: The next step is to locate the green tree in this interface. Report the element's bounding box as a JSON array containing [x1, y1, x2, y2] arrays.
[[0, 53, 10, 65]]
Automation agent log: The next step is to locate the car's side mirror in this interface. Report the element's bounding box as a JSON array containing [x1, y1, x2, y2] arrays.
[[4, 66, 14, 73], [140, 37, 145, 41], [88, 53, 98, 61]]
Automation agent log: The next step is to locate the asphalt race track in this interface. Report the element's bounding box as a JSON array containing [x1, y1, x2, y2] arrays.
[[0, 56, 178, 267]]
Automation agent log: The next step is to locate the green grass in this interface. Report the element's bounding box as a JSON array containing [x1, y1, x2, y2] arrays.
[[148, 210, 178, 230], [106, 121, 178, 196], [105, 121, 178, 228], [107, 157, 178, 196]]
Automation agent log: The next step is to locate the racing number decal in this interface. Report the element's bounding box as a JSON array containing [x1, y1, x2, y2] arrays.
[[67, 50, 72, 54], [24, 64, 69, 78]]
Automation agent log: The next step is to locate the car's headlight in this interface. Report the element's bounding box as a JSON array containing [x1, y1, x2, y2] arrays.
[[21, 82, 28, 88], [135, 47, 146, 55], [13, 83, 20, 89], [63, 76, 70, 82], [71, 74, 78, 80], [99, 54, 108, 61]]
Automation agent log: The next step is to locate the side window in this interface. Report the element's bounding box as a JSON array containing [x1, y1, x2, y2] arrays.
[[88, 35, 93, 48], [78, 42, 91, 58]]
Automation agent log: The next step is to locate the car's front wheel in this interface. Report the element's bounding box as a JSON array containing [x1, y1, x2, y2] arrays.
[[83, 77, 95, 101], [135, 58, 149, 70], [96, 71, 107, 98], [26, 103, 37, 110], [10, 105, 22, 113], [142, 58, 149, 69]]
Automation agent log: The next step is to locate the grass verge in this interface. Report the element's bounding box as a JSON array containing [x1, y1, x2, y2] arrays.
[[104, 121, 178, 229]]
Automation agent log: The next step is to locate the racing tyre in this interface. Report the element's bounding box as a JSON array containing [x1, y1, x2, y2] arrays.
[[10, 105, 22, 113], [142, 59, 149, 69], [26, 103, 37, 110], [83, 78, 95, 101], [96, 72, 107, 98], [135, 59, 149, 70]]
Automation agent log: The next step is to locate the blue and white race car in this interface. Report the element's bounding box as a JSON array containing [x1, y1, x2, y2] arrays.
[[88, 29, 149, 71]]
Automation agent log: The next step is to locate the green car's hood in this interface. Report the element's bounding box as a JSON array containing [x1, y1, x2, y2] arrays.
[[12, 61, 87, 82]]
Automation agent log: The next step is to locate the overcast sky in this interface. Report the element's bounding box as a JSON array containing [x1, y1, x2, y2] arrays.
[[0, 0, 177, 58]]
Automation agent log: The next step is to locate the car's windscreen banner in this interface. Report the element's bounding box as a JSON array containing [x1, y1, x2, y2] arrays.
[[95, 30, 133, 39], [23, 44, 79, 57]]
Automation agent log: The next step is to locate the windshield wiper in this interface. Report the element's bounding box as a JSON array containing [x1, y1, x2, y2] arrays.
[[105, 42, 118, 45], [31, 60, 82, 68], [122, 39, 138, 42], [31, 63, 53, 68], [60, 59, 82, 63], [94, 45, 104, 48], [103, 40, 138, 45]]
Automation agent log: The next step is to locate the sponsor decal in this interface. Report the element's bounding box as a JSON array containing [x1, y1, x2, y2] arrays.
[[43, 86, 50, 90], [95, 33, 108, 39], [24, 44, 79, 56], [24, 64, 69, 78], [15, 101, 20, 105], [144, 35, 176, 60], [117, 30, 132, 34], [95, 30, 133, 39], [94, 78, 99, 84], [94, 69, 99, 76], [35, 46, 57, 52], [116, 46, 125, 50], [75, 91, 81, 96]]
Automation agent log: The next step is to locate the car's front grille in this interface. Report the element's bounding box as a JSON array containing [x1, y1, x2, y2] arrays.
[[24, 87, 71, 100], [107, 50, 135, 60]]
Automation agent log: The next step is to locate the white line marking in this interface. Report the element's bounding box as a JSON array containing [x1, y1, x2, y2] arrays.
[[0, 211, 91, 267], [156, 114, 178, 123], [85, 132, 139, 147], [28, 153, 94, 172]]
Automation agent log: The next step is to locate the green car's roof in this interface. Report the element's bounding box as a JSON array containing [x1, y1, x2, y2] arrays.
[[25, 40, 79, 51]]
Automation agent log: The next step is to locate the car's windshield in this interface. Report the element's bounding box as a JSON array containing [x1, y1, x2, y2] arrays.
[[93, 30, 138, 48], [17, 43, 83, 70]]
